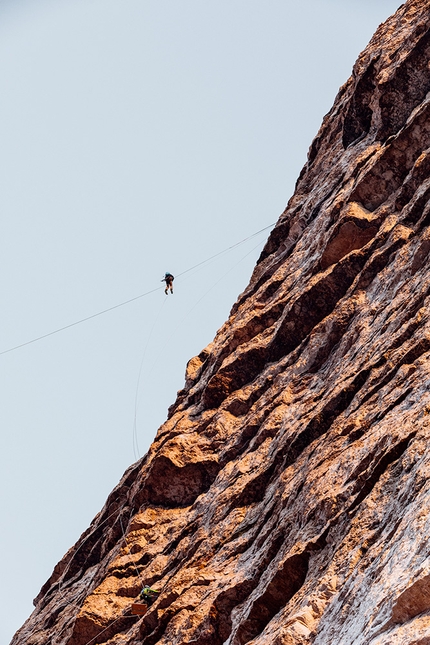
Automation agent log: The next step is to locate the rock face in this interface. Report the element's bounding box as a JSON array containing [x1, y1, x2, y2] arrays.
[[12, 2, 430, 644]]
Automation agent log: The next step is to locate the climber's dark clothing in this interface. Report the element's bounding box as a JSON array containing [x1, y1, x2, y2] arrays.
[[162, 273, 174, 294]]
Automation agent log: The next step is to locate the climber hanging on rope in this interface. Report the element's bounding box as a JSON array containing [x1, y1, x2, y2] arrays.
[[131, 585, 161, 615], [139, 585, 160, 606], [162, 272, 174, 294]]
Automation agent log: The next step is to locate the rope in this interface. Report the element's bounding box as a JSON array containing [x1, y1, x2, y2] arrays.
[[186, 239, 266, 312], [0, 222, 275, 357], [133, 297, 167, 460], [174, 222, 275, 278], [0, 287, 159, 357], [83, 612, 136, 645]]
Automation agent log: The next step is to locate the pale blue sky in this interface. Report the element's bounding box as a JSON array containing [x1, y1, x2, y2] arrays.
[[1, 1, 401, 641]]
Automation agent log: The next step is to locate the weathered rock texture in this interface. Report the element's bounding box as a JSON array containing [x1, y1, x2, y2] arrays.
[[12, 1, 430, 644]]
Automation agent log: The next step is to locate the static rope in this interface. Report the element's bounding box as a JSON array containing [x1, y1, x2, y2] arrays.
[[174, 222, 275, 278], [0, 222, 275, 357], [0, 286, 159, 357], [133, 297, 168, 460], [183, 238, 266, 313]]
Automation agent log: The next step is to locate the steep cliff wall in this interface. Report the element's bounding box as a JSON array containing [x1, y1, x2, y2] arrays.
[[12, 2, 430, 644]]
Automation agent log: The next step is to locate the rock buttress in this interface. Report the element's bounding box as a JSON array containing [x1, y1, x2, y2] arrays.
[[12, 1, 430, 644]]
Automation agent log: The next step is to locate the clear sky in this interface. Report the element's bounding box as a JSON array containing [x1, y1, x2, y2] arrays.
[[1, 1, 401, 641]]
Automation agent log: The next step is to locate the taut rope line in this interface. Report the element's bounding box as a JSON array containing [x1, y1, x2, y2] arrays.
[[0, 223, 274, 357]]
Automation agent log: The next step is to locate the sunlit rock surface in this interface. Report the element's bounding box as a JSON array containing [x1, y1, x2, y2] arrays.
[[11, 1, 430, 643]]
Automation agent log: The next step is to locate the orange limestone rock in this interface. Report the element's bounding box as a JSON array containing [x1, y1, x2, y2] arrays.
[[11, 1, 430, 643]]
